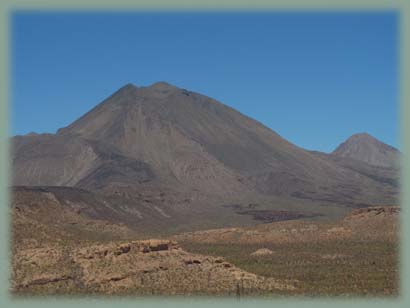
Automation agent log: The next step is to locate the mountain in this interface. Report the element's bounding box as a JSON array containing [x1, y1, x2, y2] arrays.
[[11, 82, 399, 233], [332, 133, 399, 168]]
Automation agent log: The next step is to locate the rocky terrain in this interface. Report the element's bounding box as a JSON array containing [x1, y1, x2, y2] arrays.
[[11, 239, 296, 296], [11, 194, 399, 296], [11, 188, 297, 296]]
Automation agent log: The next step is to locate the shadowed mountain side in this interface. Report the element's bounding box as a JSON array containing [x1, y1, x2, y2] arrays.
[[12, 134, 156, 188]]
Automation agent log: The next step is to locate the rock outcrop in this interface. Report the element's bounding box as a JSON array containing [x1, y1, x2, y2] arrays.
[[11, 239, 296, 296]]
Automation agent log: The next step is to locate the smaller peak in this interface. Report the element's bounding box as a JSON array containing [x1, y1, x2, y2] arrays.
[[148, 81, 178, 92]]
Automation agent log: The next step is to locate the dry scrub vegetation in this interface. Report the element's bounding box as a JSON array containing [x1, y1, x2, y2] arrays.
[[11, 187, 399, 297]]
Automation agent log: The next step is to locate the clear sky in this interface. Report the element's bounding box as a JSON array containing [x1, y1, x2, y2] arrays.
[[11, 11, 398, 152]]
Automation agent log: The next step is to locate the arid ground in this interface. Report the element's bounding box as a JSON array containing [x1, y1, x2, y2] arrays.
[[10, 187, 399, 297]]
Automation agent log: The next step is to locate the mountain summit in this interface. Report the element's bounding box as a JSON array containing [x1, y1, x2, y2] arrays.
[[11, 82, 399, 232]]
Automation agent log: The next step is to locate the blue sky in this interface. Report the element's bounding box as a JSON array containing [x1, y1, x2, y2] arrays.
[[11, 11, 398, 152]]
